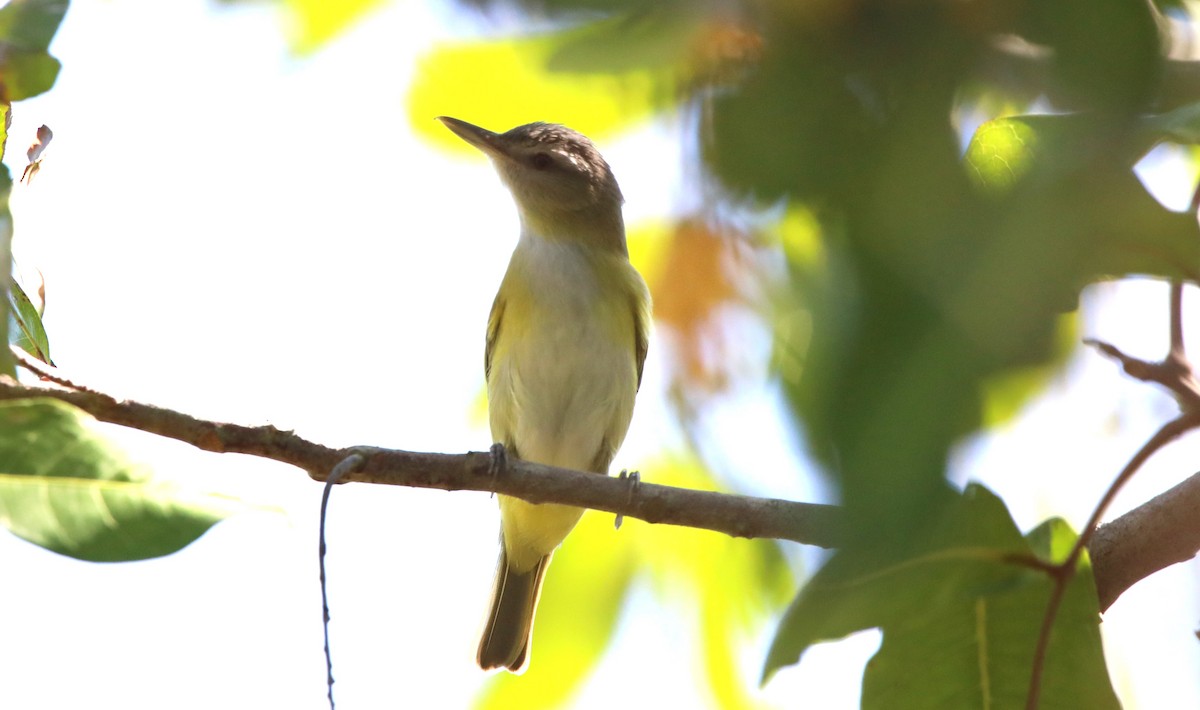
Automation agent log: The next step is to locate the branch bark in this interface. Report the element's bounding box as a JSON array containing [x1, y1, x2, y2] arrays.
[[0, 371, 1194, 611], [0, 374, 843, 548], [1090, 469, 1200, 612]]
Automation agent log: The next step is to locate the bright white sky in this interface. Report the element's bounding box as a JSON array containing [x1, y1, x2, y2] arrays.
[[0, 1, 1197, 708]]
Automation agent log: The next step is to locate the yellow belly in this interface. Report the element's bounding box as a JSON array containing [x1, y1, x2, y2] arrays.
[[498, 497, 585, 572], [486, 237, 643, 572]]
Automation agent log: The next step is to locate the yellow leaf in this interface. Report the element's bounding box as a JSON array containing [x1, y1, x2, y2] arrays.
[[626, 455, 794, 708], [409, 25, 675, 148], [282, 0, 384, 54]]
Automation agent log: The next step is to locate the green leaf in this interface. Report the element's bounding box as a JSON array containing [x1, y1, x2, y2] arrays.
[[764, 485, 1118, 709], [965, 116, 1043, 192], [1019, 0, 1160, 115], [0, 398, 232, 561], [0, 101, 8, 162], [965, 113, 1161, 193], [0, 161, 12, 378], [543, 11, 705, 76], [0, 0, 67, 101], [979, 313, 1077, 427], [764, 485, 1021, 680], [969, 103, 1200, 184], [0, 0, 65, 51], [0, 50, 59, 101], [965, 115, 1200, 286], [9, 276, 51, 364]]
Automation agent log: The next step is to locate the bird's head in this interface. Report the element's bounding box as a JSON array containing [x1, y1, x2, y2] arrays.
[[438, 117, 625, 249]]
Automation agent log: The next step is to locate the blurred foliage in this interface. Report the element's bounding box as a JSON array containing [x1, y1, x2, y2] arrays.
[[650, 219, 765, 416], [0, 0, 66, 101], [0, 1, 244, 565], [977, 314, 1076, 428], [478, 501, 637, 709], [766, 486, 1117, 708], [0, 154, 10, 379], [141, 0, 1200, 705], [0, 101, 7, 158], [281, 0, 385, 55], [0, 399, 235, 561], [0, 0, 66, 378], [408, 8, 764, 146], [218, 0, 386, 54], [634, 455, 794, 709], [402, 0, 1200, 705], [479, 454, 791, 710], [409, 19, 680, 148]]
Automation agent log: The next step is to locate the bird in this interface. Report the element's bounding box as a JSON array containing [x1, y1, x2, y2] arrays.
[[438, 116, 650, 673]]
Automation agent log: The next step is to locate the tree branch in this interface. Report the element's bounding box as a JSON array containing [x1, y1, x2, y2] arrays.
[[1027, 283, 1200, 708], [0, 373, 347, 473], [0, 373, 843, 548], [1090, 468, 1200, 612], [1025, 412, 1200, 710], [3, 350, 1197, 614], [1078, 283, 1200, 614]]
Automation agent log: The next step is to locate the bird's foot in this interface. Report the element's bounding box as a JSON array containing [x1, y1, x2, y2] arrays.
[[488, 443, 508, 498], [614, 469, 641, 530]]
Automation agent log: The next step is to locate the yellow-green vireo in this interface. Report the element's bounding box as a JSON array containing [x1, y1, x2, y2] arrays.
[[438, 117, 650, 673]]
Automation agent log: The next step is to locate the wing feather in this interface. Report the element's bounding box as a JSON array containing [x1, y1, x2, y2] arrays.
[[632, 288, 649, 392], [486, 294, 505, 381]]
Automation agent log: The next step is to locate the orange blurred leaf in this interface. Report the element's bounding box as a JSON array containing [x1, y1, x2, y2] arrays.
[[651, 220, 747, 396]]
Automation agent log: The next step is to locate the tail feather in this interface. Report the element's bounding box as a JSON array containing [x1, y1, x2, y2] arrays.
[[477, 546, 551, 672]]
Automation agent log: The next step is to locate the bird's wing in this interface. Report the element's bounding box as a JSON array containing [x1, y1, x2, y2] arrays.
[[485, 294, 505, 381], [633, 290, 649, 392]]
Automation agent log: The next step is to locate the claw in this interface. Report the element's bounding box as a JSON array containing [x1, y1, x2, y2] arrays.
[[488, 443, 508, 498], [614, 469, 641, 530]]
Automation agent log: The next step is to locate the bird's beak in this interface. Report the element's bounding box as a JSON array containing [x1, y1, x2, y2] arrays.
[[437, 116, 510, 160]]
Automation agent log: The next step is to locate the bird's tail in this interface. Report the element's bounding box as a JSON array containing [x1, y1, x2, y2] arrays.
[[477, 546, 551, 672]]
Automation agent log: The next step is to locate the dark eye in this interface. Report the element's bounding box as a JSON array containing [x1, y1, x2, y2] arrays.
[[530, 153, 553, 170]]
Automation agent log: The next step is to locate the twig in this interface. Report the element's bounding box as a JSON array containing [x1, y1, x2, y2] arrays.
[[14, 345, 98, 392], [1084, 282, 1200, 411], [3, 370, 347, 475], [1025, 414, 1199, 710], [1029, 284, 1200, 709], [1084, 337, 1200, 407]]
